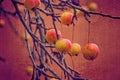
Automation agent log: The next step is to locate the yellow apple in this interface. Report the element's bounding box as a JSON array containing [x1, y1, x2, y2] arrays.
[[55, 38, 72, 52], [88, 2, 98, 11], [82, 43, 100, 60], [60, 12, 73, 25], [46, 29, 62, 44], [69, 43, 81, 56]]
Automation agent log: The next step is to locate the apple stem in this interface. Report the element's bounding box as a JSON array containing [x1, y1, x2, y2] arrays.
[[87, 22, 91, 43], [72, 26, 75, 42], [60, 23, 63, 35]]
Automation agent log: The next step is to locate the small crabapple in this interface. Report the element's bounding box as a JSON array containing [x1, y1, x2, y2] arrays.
[[46, 29, 61, 44], [88, 2, 98, 11], [69, 43, 81, 56], [60, 12, 73, 25], [55, 38, 72, 52], [82, 43, 100, 60]]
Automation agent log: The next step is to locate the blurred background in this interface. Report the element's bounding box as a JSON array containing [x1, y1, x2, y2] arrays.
[[0, 0, 120, 80]]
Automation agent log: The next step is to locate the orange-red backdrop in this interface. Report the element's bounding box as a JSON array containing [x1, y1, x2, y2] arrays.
[[0, 0, 120, 80]]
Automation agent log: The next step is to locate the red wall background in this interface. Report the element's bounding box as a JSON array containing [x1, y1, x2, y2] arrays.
[[0, 0, 120, 80]]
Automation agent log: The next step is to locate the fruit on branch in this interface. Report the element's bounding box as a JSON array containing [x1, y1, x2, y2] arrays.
[[88, 2, 98, 11], [24, 0, 40, 9], [69, 43, 81, 56], [70, 6, 89, 17], [55, 38, 72, 52], [26, 66, 33, 76], [60, 12, 73, 25], [71, 0, 80, 6], [82, 43, 100, 60], [46, 29, 62, 44]]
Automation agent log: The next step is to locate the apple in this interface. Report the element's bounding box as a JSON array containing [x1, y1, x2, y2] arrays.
[[60, 12, 73, 25], [82, 43, 100, 60], [24, 0, 40, 9], [55, 38, 72, 52], [26, 66, 33, 76], [46, 29, 62, 44], [69, 43, 81, 56], [88, 2, 98, 11]]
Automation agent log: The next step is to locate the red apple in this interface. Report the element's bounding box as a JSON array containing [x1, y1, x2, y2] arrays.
[[24, 0, 40, 9], [46, 29, 61, 44], [82, 43, 100, 60], [60, 12, 73, 25], [55, 38, 72, 52], [69, 43, 81, 56]]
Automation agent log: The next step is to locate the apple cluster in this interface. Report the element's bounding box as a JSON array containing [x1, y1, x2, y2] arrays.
[[45, 29, 81, 56], [22, 0, 101, 79], [45, 28, 100, 60], [60, 2, 98, 25], [23, 0, 100, 61], [23, 0, 100, 60]]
